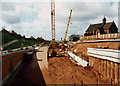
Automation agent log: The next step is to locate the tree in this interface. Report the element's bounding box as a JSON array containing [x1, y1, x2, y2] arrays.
[[1, 27, 9, 33], [23, 35, 26, 39], [69, 34, 80, 42]]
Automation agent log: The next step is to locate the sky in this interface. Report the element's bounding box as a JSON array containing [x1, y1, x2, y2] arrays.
[[0, 0, 119, 40]]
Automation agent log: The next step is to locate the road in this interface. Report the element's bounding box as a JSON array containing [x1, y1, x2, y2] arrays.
[[2, 40, 18, 47], [5, 46, 50, 85]]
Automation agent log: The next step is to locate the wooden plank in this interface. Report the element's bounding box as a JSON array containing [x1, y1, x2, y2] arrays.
[[101, 60, 104, 77], [104, 60, 107, 77], [88, 52, 119, 84], [94, 57, 97, 69], [115, 63, 118, 84], [99, 59, 101, 73], [98, 59, 100, 73], [119, 64, 120, 85], [112, 63, 115, 83], [107, 61, 110, 78], [111, 62, 113, 82]]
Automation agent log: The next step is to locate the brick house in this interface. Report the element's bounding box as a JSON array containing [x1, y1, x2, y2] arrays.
[[84, 17, 118, 36]]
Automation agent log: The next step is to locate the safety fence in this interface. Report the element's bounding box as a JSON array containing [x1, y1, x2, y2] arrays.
[[80, 33, 120, 40], [87, 48, 120, 84], [1, 49, 33, 86]]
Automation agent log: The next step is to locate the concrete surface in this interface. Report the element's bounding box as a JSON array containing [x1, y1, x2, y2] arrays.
[[36, 46, 52, 84], [4, 46, 50, 85]]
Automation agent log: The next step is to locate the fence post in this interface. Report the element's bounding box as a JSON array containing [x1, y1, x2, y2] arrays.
[[111, 78, 112, 85], [97, 78, 99, 85], [81, 81, 83, 86], [119, 64, 120, 85]]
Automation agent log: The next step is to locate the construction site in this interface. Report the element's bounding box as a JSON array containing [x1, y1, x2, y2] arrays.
[[1, 0, 120, 86]]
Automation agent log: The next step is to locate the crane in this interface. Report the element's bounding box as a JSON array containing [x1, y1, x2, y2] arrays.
[[51, 0, 55, 49], [50, 0, 57, 56], [63, 10, 72, 44], [58, 10, 72, 51]]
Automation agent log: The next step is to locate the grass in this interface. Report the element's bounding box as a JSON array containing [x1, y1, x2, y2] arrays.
[[3, 39, 41, 50], [1, 32, 42, 50], [2, 33, 17, 45]]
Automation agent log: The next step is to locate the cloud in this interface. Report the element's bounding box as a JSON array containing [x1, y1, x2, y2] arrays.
[[2, 12, 20, 24], [55, 2, 118, 40], [0, 1, 118, 40], [1, 2, 17, 11], [1, 0, 119, 2]]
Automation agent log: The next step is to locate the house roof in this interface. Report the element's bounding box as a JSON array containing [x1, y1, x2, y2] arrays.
[[86, 22, 113, 32], [86, 23, 104, 32], [103, 22, 113, 30], [98, 28, 105, 34]]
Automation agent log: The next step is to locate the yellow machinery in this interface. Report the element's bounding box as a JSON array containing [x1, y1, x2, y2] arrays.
[[59, 10, 72, 48], [50, 0, 72, 56], [63, 10, 72, 44]]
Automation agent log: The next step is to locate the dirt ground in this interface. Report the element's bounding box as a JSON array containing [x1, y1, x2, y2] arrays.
[[69, 42, 120, 62], [48, 56, 110, 84]]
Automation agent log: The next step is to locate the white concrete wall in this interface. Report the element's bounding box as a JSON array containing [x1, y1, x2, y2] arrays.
[[87, 48, 120, 63], [68, 51, 88, 66]]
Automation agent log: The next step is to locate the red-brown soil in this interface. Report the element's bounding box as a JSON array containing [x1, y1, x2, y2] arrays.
[[48, 56, 110, 84], [69, 42, 120, 62]]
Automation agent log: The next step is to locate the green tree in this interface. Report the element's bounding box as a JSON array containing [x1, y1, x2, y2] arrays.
[[69, 34, 80, 42]]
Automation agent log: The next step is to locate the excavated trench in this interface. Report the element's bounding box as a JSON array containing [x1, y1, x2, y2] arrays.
[[48, 56, 110, 84], [4, 48, 110, 85]]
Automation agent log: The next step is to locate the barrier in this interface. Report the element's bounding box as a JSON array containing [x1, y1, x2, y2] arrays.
[[87, 48, 120, 84], [68, 51, 88, 66], [1, 49, 33, 86]]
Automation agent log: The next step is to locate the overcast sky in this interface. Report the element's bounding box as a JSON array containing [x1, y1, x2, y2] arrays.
[[0, 0, 119, 40]]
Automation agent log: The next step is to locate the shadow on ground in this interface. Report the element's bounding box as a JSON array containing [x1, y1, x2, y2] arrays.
[[5, 52, 46, 86]]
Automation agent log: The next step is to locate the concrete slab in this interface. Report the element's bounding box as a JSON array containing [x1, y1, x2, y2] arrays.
[[4, 46, 51, 85], [36, 46, 52, 84], [36, 47, 49, 70]]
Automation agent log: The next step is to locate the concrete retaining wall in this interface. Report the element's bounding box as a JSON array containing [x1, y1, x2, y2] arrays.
[[2, 49, 33, 85], [68, 51, 88, 66], [88, 48, 120, 84], [89, 57, 119, 84]]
